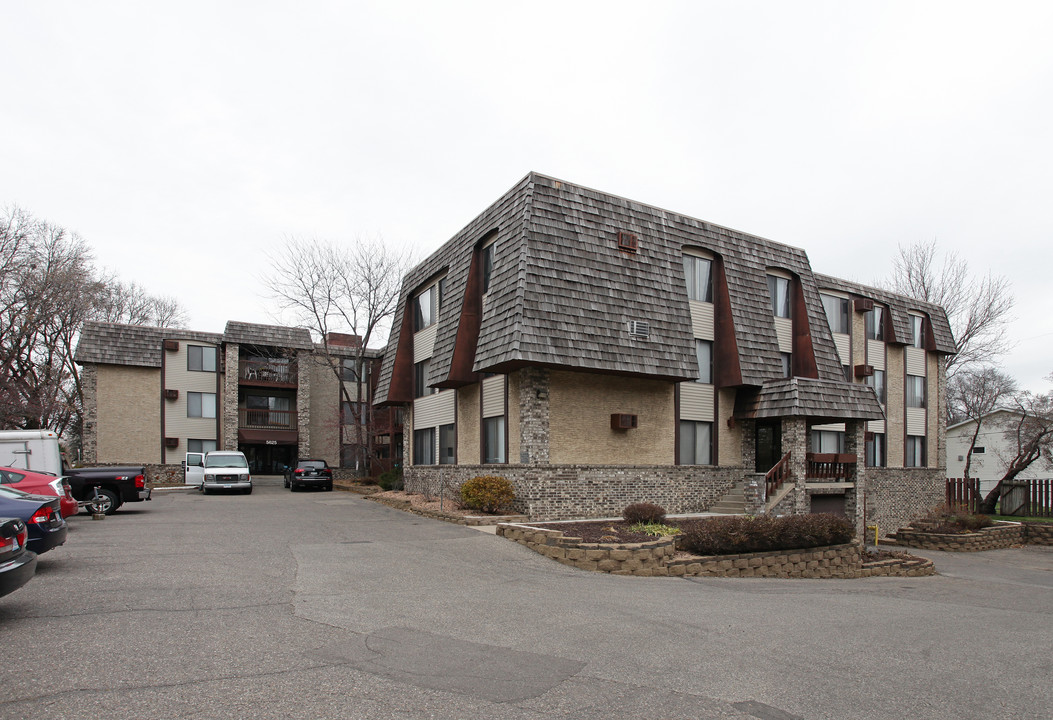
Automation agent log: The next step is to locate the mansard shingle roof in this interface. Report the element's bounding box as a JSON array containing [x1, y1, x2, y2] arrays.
[[736, 377, 886, 421], [223, 321, 313, 350], [75, 322, 224, 368]]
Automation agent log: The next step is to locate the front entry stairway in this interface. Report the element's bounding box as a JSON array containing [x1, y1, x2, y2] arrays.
[[708, 481, 746, 515]]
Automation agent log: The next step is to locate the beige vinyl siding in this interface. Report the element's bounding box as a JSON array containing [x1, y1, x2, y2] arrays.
[[679, 383, 714, 422], [413, 324, 438, 363], [906, 408, 927, 436], [812, 423, 846, 433], [164, 341, 220, 446], [832, 333, 850, 365], [905, 346, 926, 376], [774, 316, 793, 353], [414, 389, 455, 429], [481, 375, 505, 418], [689, 300, 715, 340], [867, 340, 886, 371], [867, 420, 886, 434]]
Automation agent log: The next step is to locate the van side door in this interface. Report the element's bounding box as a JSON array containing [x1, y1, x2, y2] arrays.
[[185, 452, 205, 487]]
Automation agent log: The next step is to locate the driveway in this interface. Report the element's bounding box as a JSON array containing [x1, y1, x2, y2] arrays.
[[0, 485, 1049, 720]]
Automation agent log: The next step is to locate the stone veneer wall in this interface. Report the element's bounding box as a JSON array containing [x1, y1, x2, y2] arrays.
[[297, 350, 311, 458], [81, 364, 98, 464], [517, 367, 550, 464], [403, 464, 742, 520], [222, 344, 239, 450], [864, 467, 945, 538]]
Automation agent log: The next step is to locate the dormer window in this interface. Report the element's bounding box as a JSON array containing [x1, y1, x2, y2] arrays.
[[683, 254, 712, 302], [865, 306, 885, 340], [481, 241, 496, 294], [820, 293, 849, 334], [909, 314, 925, 348], [413, 285, 436, 332], [767, 275, 790, 318]]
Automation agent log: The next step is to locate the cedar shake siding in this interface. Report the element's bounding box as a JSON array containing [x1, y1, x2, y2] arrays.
[[378, 173, 955, 528]]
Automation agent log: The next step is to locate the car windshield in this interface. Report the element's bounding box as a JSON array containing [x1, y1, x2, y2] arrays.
[[205, 455, 248, 469]]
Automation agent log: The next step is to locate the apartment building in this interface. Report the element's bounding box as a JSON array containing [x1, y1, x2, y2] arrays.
[[375, 173, 955, 532], [76, 321, 396, 477]]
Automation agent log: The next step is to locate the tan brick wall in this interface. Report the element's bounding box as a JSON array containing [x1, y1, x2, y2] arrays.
[[96, 365, 162, 464], [927, 353, 942, 469], [308, 357, 341, 467], [851, 310, 866, 367], [507, 371, 521, 466], [548, 371, 674, 465], [457, 383, 481, 464], [716, 387, 741, 467], [885, 346, 905, 466]]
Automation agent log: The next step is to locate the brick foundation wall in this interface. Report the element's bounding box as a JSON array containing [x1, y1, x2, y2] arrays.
[[864, 467, 944, 538], [404, 464, 742, 521]]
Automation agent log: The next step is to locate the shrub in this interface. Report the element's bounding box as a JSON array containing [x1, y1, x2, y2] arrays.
[[623, 502, 667, 524], [917, 504, 993, 534], [377, 467, 403, 491], [628, 522, 681, 537], [679, 513, 855, 555], [459, 475, 515, 514]]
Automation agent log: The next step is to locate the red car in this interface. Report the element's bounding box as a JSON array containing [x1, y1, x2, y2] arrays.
[[0, 467, 79, 518]]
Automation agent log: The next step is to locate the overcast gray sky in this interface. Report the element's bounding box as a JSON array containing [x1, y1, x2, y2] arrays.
[[2, 1, 1050, 391]]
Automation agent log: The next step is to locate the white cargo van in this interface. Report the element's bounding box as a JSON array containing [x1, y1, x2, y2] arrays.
[[200, 451, 252, 494], [0, 430, 65, 475]]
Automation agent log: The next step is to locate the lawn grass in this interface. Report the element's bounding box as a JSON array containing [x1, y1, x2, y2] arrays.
[[990, 514, 1053, 524]]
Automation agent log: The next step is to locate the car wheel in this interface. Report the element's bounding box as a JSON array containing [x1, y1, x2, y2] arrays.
[[202, 486, 210, 495], [284, 478, 289, 488], [245, 486, 253, 495], [326, 482, 333, 491], [88, 488, 120, 515]]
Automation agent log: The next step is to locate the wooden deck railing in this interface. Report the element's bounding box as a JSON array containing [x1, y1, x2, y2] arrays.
[[239, 408, 297, 430], [806, 453, 856, 481], [765, 452, 792, 497]]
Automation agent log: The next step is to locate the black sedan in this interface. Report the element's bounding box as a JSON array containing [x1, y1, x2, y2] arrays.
[[285, 459, 333, 491], [0, 488, 68, 555], [0, 517, 37, 599]]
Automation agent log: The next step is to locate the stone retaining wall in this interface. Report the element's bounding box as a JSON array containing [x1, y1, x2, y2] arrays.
[[896, 522, 1024, 551], [405, 464, 741, 521], [1023, 522, 1053, 545], [497, 524, 934, 578], [368, 495, 528, 526]]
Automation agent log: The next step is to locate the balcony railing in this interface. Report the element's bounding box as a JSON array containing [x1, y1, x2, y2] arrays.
[[806, 453, 856, 481], [240, 359, 297, 385], [765, 452, 792, 497], [239, 408, 297, 430]]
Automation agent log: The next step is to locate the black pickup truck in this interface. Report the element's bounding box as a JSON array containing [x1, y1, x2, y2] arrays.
[[63, 466, 151, 515]]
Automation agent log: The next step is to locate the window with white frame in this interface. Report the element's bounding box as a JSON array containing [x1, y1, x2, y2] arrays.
[[187, 439, 218, 454], [906, 375, 925, 408], [439, 424, 456, 464], [909, 314, 925, 348], [683, 255, 713, 302], [780, 353, 792, 378], [483, 416, 505, 463], [767, 275, 791, 318], [810, 430, 845, 454], [413, 285, 435, 332], [679, 420, 713, 465], [866, 369, 886, 404], [865, 433, 885, 467], [695, 340, 713, 384], [414, 359, 435, 399], [187, 392, 217, 419], [820, 293, 849, 334], [865, 307, 885, 341], [188, 345, 217, 372], [481, 242, 496, 294], [413, 428, 435, 465]]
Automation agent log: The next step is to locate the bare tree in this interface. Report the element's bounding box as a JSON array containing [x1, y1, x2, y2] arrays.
[[950, 367, 1017, 480], [95, 278, 189, 328], [885, 239, 1014, 378], [978, 378, 1053, 514], [262, 235, 410, 474]]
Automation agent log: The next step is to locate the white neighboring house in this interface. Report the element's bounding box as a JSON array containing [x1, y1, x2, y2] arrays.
[[947, 409, 1049, 497]]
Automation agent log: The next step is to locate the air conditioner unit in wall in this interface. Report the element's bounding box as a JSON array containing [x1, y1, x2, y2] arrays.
[[854, 298, 874, 313], [163, 340, 179, 351], [855, 364, 875, 378], [617, 230, 639, 253], [610, 413, 638, 430], [627, 320, 650, 339], [164, 389, 179, 400], [165, 437, 179, 448]]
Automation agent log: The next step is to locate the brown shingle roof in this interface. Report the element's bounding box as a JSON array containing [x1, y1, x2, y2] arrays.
[[736, 377, 886, 421], [75, 322, 225, 368], [223, 321, 313, 349]]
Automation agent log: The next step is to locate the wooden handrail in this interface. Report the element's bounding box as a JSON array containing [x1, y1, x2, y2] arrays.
[[806, 452, 856, 480], [765, 452, 792, 497]]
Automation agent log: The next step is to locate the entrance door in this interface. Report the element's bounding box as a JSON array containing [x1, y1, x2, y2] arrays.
[[243, 444, 296, 475], [755, 421, 782, 473]]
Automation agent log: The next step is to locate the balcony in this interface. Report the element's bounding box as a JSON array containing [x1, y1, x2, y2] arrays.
[[806, 453, 856, 482], [240, 359, 297, 387], [239, 408, 297, 431]]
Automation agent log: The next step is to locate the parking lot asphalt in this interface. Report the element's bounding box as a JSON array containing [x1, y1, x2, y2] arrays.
[[1, 484, 1050, 720]]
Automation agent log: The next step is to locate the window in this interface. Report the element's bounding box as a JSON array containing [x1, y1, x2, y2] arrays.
[[974, 446, 986, 454], [483, 416, 505, 463], [187, 439, 217, 454], [414, 359, 434, 399], [683, 255, 713, 302], [821, 294, 849, 334], [413, 428, 435, 465], [865, 433, 885, 467], [811, 430, 845, 454], [865, 307, 885, 341], [437, 277, 446, 309], [187, 392, 217, 419], [780, 353, 792, 378], [905, 435, 926, 467], [414, 286, 435, 331], [909, 315, 925, 348], [843, 365, 852, 382], [439, 424, 456, 464], [481, 243, 495, 294], [768, 275, 790, 318], [866, 369, 886, 404], [906, 375, 925, 408], [188, 346, 217, 372], [246, 395, 291, 427], [341, 401, 366, 424], [679, 421, 713, 465], [695, 340, 713, 384], [0, 468, 26, 484]]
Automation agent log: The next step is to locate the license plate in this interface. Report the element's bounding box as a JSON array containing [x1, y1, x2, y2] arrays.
[[223, 484, 232, 489]]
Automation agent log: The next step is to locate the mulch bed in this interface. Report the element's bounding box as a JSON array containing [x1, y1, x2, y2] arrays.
[[530, 520, 673, 544]]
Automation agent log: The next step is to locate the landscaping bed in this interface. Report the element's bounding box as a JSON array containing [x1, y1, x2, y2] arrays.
[[367, 489, 528, 526]]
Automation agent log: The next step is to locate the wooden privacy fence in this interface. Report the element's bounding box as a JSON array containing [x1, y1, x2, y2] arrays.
[[946, 478, 981, 513], [1000, 479, 1053, 518]]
